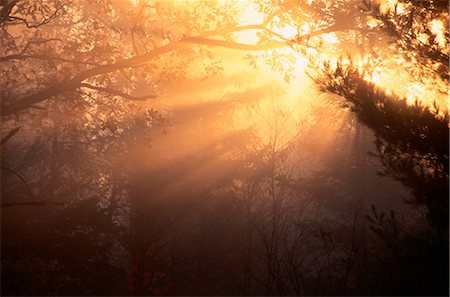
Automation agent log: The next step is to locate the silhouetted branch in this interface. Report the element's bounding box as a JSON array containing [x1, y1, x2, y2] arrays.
[[0, 127, 20, 145], [0, 166, 65, 208], [80, 83, 157, 100], [1, 23, 373, 116], [1, 200, 65, 208], [7, 3, 63, 28], [1, 166, 34, 198], [0, 54, 103, 65]]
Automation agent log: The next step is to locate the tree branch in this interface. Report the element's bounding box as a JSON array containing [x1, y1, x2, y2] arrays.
[[0, 54, 102, 65], [2, 22, 367, 116], [0, 166, 65, 208], [80, 83, 157, 100], [201, 24, 290, 41], [7, 4, 63, 28], [1, 200, 65, 208], [0, 127, 20, 145], [1, 36, 286, 116]]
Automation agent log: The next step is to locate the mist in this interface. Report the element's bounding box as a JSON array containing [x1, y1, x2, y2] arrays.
[[1, 0, 448, 295]]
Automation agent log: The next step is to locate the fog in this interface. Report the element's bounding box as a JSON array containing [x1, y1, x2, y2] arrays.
[[1, 0, 448, 295]]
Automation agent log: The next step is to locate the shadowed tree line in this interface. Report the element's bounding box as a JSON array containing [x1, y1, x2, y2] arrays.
[[312, 1, 449, 291]]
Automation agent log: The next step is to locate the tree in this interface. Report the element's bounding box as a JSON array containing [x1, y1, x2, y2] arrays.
[[1, 0, 448, 295], [2, 0, 386, 117], [311, 0, 449, 294], [363, 0, 449, 84], [313, 0, 449, 235]]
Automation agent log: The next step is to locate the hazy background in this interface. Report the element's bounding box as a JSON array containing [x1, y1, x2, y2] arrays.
[[1, 0, 447, 295]]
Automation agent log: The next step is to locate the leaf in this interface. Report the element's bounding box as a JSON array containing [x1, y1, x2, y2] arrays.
[[284, 73, 291, 83]]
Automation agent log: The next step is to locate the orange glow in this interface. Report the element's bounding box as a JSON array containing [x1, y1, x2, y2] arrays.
[[272, 19, 299, 40], [128, 0, 447, 112], [379, 0, 398, 13], [57, 0, 450, 146], [321, 33, 339, 44], [3, 2, 449, 295], [405, 83, 426, 104], [429, 19, 447, 49], [233, 2, 264, 44]]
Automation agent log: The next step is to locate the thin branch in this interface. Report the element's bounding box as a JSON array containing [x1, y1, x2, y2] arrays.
[[0, 54, 103, 65], [79, 83, 157, 100], [1, 200, 65, 208], [7, 4, 63, 28], [131, 2, 147, 55], [183, 36, 287, 50], [18, 38, 62, 55], [0, 166, 34, 199], [0, 127, 20, 145], [0, 166, 65, 208]]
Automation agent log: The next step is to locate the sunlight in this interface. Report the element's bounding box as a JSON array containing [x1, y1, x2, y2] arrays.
[[4, 1, 449, 294], [225, 0, 315, 147], [234, 2, 265, 44], [357, 59, 447, 109], [271, 17, 299, 40], [405, 82, 426, 104], [321, 33, 339, 44], [352, 51, 447, 110], [429, 19, 446, 48], [356, 57, 365, 74], [129, 0, 446, 136], [300, 23, 311, 35], [379, 0, 398, 13], [237, 1, 265, 26], [365, 69, 383, 85]]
